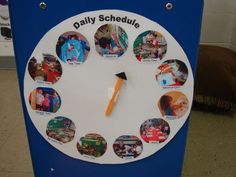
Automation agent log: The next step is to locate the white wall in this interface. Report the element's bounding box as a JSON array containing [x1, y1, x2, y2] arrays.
[[0, 4, 14, 56], [231, 4, 236, 49], [201, 0, 236, 51]]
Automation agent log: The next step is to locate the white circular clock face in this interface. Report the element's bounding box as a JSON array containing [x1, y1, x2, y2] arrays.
[[24, 10, 194, 164]]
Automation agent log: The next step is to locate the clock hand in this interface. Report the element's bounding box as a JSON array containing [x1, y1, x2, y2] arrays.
[[105, 72, 127, 117]]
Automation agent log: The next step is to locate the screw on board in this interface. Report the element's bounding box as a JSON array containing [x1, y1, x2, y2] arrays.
[[166, 3, 173, 10], [39, 2, 47, 10]]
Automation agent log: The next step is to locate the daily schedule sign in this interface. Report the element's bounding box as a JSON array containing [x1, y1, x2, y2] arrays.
[[9, 0, 203, 177]]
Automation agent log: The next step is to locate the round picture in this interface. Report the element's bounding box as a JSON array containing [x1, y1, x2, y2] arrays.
[[46, 117, 76, 143], [158, 91, 189, 119], [94, 24, 128, 58], [77, 133, 107, 158], [56, 31, 90, 64], [28, 54, 62, 84], [133, 30, 167, 62], [140, 118, 170, 144], [113, 135, 143, 159], [156, 59, 188, 87], [29, 87, 61, 113]]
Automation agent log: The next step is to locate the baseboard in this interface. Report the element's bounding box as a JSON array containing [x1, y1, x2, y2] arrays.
[[0, 56, 16, 69], [229, 44, 236, 52], [200, 42, 236, 52]]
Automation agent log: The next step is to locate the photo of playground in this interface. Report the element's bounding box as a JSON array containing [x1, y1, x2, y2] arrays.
[[56, 31, 90, 64], [77, 134, 107, 158], [28, 54, 62, 84], [29, 87, 61, 113], [156, 59, 188, 87], [94, 24, 128, 58], [46, 117, 76, 143], [113, 135, 143, 159], [140, 118, 170, 144], [158, 91, 189, 119], [133, 30, 167, 62]]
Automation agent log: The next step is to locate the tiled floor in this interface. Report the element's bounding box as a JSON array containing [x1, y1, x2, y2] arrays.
[[0, 70, 235, 177]]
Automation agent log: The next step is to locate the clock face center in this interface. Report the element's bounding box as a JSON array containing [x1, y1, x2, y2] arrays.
[[116, 72, 127, 80]]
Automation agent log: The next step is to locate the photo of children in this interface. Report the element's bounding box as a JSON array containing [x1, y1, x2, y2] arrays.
[[46, 117, 76, 143], [56, 31, 90, 64], [77, 134, 107, 158], [29, 87, 61, 113], [140, 118, 170, 144], [28, 54, 62, 84], [156, 60, 188, 87], [133, 30, 167, 62], [113, 135, 143, 159], [158, 91, 189, 119], [94, 24, 128, 58]]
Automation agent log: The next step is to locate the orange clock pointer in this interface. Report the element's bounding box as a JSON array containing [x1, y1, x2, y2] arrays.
[[105, 72, 127, 117]]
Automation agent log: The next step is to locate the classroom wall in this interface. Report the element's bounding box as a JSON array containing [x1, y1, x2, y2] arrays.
[[0, 2, 14, 57], [200, 0, 236, 51], [231, 6, 236, 49]]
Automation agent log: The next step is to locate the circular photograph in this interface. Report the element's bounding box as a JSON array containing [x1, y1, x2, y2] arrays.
[[77, 133, 107, 158], [46, 117, 76, 143], [28, 54, 62, 84], [29, 87, 61, 113], [158, 91, 189, 119], [140, 118, 170, 144], [113, 135, 143, 159], [156, 60, 188, 87], [56, 31, 90, 64], [133, 30, 167, 62], [94, 24, 128, 58]]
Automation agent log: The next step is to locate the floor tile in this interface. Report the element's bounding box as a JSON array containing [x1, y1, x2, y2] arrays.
[[0, 70, 23, 148], [0, 172, 33, 177], [0, 123, 33, 173]]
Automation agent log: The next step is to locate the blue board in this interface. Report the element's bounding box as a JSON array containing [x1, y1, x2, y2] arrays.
[[9, 0, 203, 177]]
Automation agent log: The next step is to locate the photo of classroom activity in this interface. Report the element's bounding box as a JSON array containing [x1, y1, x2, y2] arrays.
[[46, 117, 76, 143], [133, 30, 167, 62], [29, 87, 61, 113], [94, 24, 128, 58], [28, 54, 62, 84], [113, 135, 143, 159], [140, 118, 170, 143], [158, 91, 189, 119], [56, 31, 90, 64], [156, 60, 188, 87], [77, 134, 107, 158]]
